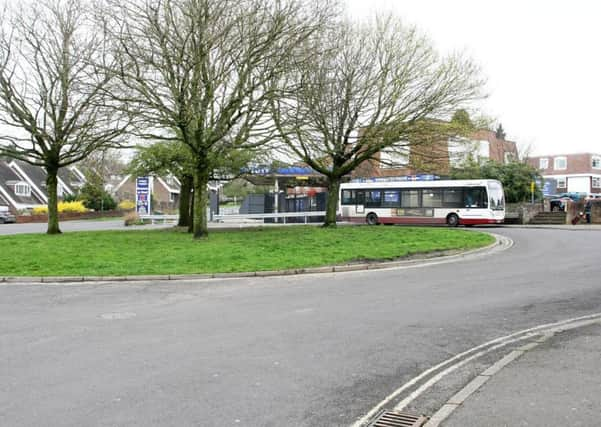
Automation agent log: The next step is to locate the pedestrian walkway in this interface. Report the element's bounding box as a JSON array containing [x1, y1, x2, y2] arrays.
[[439, 323, 601, 426], [504, 223, 601, 231]]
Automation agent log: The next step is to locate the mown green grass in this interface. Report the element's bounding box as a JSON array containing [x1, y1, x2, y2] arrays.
[[0, 226, 495, 277]]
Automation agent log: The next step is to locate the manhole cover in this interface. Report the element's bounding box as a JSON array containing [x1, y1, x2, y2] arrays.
[[100, 312, 137, 320], [369, 410, 428, 427]]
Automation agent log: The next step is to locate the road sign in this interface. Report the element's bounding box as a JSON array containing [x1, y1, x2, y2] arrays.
[[136, 177, 151, 215]]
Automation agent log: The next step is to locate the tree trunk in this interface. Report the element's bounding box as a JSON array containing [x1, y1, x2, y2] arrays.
[[323, 176, 341, 227], [178, 174, 193, 227], [45, 166, 62, 234], [192, 166, 209, 239], [188, 188, 194, 233]]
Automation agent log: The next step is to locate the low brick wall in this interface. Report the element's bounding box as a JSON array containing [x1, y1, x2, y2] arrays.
[[16, 210, 126, 224], [505, 202, 543, 224]]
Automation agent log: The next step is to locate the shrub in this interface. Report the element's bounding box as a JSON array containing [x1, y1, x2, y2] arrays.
[[62, 193, 79, 202], [59, 201, 88, 213], [32, 201, 89, 215], [78, 181, 117, 211], [124, 211, 143, 226], [32, 206, 47, 215], [118, 200, 136, 211]]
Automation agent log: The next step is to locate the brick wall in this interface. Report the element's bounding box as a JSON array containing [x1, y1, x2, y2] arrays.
[[16, 210, 125, 223], [528, 153, 601, 175], [352, 129, 519, 179]]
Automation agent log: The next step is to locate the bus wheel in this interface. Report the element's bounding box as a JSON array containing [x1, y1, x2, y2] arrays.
[[446, 213, 459, 227], [366, 213, 379, 225]]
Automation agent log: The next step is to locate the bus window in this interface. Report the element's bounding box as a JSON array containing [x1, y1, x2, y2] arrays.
[[365, 190, 382, 208], [422, 189, 442, 208], [442, 188, 462, 207], [401, 190, 420, 208], [341, 190, 354, 205], [488, 182, 505, 210], [382, 190, 400, 207], [463, 187, 488, 208]]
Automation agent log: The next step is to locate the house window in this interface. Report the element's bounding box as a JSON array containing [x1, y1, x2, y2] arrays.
[[554, 157, 567, 170], [14, 182, 31, 197], [592, 156, 601, 169], [447, 137, 475, 167], [504, 152, 514, 164], [556, 177, 567, 188], [539, 158, 549, 169], [593, 177, 601, 188], [477, 140, 490, 160]]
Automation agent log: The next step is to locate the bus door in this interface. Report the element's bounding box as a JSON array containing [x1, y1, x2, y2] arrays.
[[355, 190, 365, 214]]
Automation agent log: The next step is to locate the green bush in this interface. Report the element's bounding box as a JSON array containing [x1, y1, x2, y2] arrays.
[[78, 182, 117, 211]]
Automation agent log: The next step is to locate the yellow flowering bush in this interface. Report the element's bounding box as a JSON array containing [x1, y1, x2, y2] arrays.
[[118, 200, 136, 211], [32, 201, 89, 215]]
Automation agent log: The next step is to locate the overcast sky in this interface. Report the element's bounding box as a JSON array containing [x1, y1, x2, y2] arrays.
[[345, 0, 600, 156]]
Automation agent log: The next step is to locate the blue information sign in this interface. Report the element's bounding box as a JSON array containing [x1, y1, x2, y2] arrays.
[[136, 177, 151, 215]]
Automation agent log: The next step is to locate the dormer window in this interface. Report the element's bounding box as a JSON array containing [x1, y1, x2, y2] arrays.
[[592, 156, 601, 169], [14, 182, 31, 197]]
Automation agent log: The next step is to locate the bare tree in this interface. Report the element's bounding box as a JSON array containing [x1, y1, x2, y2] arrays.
[[108, 0, 332, 239], [270, 16, 485, 226], [0, 0, 129, 234]]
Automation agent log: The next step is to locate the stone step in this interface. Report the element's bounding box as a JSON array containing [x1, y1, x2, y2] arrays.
[[528, 211, 567, 225]]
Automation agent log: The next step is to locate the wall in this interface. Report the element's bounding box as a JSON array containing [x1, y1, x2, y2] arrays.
[[565, 200, 601, 225], [17, 210, 125, 223], [505, 202, 543, 224]]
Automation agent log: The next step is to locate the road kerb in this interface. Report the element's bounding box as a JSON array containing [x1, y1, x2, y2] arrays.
[[0, 233, 510, 285]]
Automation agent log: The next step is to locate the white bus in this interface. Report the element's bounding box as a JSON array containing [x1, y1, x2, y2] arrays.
[[339, 179, 505, 226]]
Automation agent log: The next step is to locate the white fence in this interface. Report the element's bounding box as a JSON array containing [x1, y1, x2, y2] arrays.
[[214, 211, 326, 224], [140, 211, 327, 224], [139, 214, 179, 224]]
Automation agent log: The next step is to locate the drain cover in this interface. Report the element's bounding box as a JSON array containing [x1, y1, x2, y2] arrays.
[[368, 410, 428, 427]]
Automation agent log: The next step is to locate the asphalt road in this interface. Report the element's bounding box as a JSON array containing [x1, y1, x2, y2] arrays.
[[0, 219, 172, 235], [1, 227, 600, 426]]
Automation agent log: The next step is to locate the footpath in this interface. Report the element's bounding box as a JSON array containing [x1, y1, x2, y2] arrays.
[[429, 323, 601, 427], [504, 223, 601, 231]]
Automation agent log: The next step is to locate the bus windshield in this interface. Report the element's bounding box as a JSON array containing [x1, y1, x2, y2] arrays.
[[488, 182, 505, 210]]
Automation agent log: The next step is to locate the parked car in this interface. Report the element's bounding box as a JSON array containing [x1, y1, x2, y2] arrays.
[[548, 192, 599, 211], [0, 207, 16, 224], [549, 193, 585, 212]]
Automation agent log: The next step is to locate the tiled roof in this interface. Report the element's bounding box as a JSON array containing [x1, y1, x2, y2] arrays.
[[0, 161, 45, 206], [12, 160, 47, 191], [58, 166, 86, 191]]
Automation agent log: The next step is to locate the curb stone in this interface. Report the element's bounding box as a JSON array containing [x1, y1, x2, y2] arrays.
[[1, 233, 511, 285]]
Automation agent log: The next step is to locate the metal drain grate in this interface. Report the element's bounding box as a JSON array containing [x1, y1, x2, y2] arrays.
[[368, 410, 429, 427]]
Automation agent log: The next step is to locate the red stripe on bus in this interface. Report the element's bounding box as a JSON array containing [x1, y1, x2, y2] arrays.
[[459, 218, 504, 225]]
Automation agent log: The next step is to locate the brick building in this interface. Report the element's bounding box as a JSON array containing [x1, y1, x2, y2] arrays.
[[526, 153, 601, 194], [111, 174, 181, 212], [352, 129, 519, 179]]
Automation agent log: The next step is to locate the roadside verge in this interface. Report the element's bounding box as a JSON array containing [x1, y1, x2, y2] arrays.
[[0, 232, 512, 284]]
